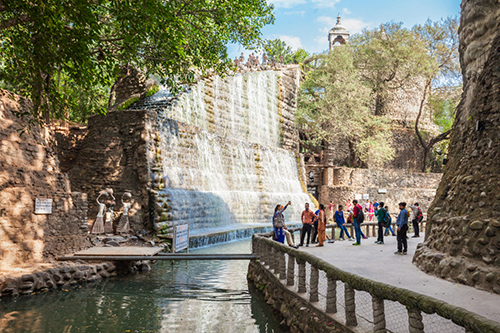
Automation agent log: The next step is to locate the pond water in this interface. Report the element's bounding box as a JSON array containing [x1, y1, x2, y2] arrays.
[[0, 239, 287, 333]]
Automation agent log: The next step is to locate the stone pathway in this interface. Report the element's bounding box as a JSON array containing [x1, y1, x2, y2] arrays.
[[296, 232, 500, 325]]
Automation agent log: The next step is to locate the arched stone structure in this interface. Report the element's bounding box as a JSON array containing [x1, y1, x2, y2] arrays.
[[328, 15, 350, 49], [413, 0, 500, 294]]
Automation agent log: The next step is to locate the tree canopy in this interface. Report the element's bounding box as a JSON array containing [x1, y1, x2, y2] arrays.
[[262, 38, 310, 64], [0, 0, 274, 123], [296, 46, 395, 168]]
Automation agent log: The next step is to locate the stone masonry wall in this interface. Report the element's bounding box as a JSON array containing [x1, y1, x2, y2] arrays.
[[315, 167, 441, 214], [65, 110, 158, 233], [413, 0, 500, 294], [0, 90, 90, 269]]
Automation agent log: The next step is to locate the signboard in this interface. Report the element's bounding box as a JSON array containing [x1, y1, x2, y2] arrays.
[[363, 194, 369, 200], [173, 224, 189, 253], [378, 188, 387, 194], [35, 198, 53, 214], [355, 194, 362, 200]]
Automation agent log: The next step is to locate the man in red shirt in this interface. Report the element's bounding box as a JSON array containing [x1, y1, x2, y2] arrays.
[[299, 203, 317, 247], [352, 200, 363, 246]]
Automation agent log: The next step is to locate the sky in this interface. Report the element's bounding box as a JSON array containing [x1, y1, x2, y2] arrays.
[[228, 0, 461, 59]]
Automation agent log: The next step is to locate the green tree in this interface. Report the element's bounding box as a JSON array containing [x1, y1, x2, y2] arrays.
[[412, 17, 460, 172], [349, 22, 429, 115], [262, 38, 310, 64], [0, 0, 274, 124], [296, 46, 395, 168]]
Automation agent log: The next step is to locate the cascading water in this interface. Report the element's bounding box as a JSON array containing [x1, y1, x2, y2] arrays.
[[132, 69, 314, 237]]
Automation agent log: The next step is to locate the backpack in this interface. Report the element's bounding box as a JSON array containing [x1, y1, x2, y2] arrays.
[[417, 207, 423, 222], [381, 208, 389, 228], [274, 214, 285, 228], [357, 206, 365, 223]]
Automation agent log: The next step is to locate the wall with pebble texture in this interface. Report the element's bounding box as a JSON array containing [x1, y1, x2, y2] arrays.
[[413, 0, 500, 293]]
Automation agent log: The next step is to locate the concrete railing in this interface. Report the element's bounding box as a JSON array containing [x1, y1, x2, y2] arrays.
[[252, 233, 500, 333]]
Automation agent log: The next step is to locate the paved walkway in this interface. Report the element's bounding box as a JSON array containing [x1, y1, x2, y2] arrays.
[[297, 233, 500, 324]]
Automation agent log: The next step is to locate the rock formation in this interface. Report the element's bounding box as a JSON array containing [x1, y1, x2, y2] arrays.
[[413, 0, 500, 293]]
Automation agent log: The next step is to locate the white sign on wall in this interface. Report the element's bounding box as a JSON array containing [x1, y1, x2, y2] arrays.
[[378, 189, 387, 194], [173, 224, 189, 253], [35, 198, 53, 214], [355, 194, 362, 200], [363, 194, 369, 200]]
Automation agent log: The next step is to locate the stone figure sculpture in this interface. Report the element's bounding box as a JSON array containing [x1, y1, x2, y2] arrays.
[[262, 53, 268, 65], [91, 190, 108, 234], [116, 191, 132, 234], [104, 188, 115, 234]]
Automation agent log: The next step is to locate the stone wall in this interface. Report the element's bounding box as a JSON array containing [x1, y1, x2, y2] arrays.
[[0, 262, 116, 297], [247, 260, 343, 333], [65, 110, 158, 233], [311, 167, 441, 214], [413, 0, 500, 294], [0, 90, 91, 269]]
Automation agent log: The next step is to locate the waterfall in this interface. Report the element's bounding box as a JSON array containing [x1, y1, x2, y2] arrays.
[[134, 70, 314, 236]]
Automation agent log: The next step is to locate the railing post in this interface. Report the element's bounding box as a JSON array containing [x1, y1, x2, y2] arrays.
[[345, 283, 357, 327], [310, 266, 319, 302], [269, 246, 275, 273], [372, 296, 386, 332], [298, 259, 306, 293], [408, 308, 424, 333], [287, 254, 295, 286], [278, 250, 286, 280], [326, 276, 337, 314]]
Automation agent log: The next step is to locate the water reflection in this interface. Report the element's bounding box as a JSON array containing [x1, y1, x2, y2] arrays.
[[0, 240, 287, 333]]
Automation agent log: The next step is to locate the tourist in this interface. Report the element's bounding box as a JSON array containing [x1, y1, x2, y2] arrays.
[[312, 208, 319, 244], [368, 201, 374, 221], [316, 204, 327, 247], [384, 208, 396, 236], [328, 200, 334, 221], [346, 200, 353, 213], [373, 200, 380, 211], [299, 203, 316, 247], [272, 201, 298, 248], [395, 202, 409, 255], [352, 200, 364, 246], [364, 199, 370, 212], [335, 205, 353, 241], [374, 202, 387, 244], [409, 203, 423, 238]]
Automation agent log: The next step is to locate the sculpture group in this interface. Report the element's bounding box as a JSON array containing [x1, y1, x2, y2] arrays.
[[90, 188, 132, 235]]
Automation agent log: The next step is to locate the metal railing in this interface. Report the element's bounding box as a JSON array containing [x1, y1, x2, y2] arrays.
[[252, 233, 500, 333]]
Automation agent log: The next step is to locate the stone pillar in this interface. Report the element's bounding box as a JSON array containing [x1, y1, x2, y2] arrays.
[[278, 251, 286, 280], [408, 308, 424, 333], [287, 254, 295, 286], [309, 266, 319, 302], [372, 296, 386, 332], [298, 260, 306, 293], [269, 246, 275, 272], [326, 276, 337, 314], [345, 283, 357, 327]]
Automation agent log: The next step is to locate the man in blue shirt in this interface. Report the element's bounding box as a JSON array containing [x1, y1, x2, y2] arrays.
[[334, 205, 353, 241], [395, 202, 409, 255]]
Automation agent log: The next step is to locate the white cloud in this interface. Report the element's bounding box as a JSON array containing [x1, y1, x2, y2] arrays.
[[311, 0, 340, 8], [317, 16, 371, 34], [342, 18, 371, 34], [279, 35, 303, 50], [268, 0, 306, 8], [283, 10, 306, 16], [314, 35, 326, 45], [343, 8, 351, 14], [317, 16, 336, 27]]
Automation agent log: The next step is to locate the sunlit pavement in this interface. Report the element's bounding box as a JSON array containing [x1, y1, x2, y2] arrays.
[[294, 231, 500, 324]]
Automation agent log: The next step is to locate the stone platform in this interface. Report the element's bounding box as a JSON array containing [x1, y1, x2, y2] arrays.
[[292, 231, 500, 324]]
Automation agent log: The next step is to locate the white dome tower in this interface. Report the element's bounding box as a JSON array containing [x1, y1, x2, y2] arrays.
[[328, 15, 350, 49]]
